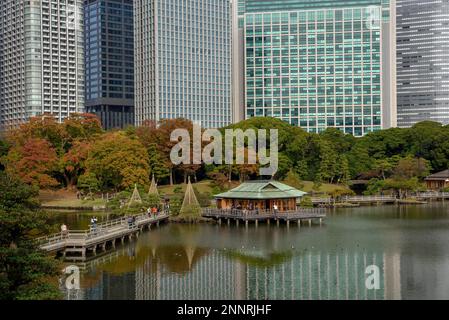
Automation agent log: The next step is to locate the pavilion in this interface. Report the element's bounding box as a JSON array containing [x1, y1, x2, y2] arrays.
[[214, 180, 307, 212]]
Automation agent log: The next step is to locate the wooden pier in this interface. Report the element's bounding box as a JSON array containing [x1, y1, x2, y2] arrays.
[[203, 208, 326, 227], [36, 212, 169, 260]]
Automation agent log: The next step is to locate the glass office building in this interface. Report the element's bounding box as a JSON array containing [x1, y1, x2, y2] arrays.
[[0, 0, 85, 130], [242, 0, 396, 136], [396, 0, 449, 127], [134, 0, 232, 129], [84, 0, 134, 130]]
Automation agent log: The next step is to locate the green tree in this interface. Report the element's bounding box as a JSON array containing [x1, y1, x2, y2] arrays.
[[0, 138, 9, 171], [85, 132, 150, 190], [147, 143, 170, 182], [0, 173, 61, 300], [77, 172, 100, 194]]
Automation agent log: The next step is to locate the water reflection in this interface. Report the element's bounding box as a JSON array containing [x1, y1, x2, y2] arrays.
[[60, 204, 449, 300]]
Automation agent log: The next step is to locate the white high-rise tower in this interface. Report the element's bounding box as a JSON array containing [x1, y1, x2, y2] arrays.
[[0, 0, 85, 130]]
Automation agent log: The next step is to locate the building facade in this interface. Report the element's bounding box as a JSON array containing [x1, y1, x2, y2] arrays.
[[134, 0, 233, 129], [396, 0, 449, 127], [0, 0, 85, 130], [84, 0, 134, 130], [241, 0, 396, 136]]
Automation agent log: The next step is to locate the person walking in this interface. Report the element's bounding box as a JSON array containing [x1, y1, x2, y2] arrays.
[[90, 217, 97, 234], [61, 223, 68, 239], [152, 206, 158, 218], [273, 203, 279, 217]]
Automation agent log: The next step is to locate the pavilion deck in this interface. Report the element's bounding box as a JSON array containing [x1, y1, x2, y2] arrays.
[[203, 208, 326, 227]]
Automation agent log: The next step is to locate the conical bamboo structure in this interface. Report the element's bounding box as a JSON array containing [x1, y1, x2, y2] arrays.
[[148, 175, 159, 197], [179, 177, 201, 218], [128, 184, 143, 207]]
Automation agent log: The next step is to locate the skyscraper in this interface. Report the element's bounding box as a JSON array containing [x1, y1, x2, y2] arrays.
[[134, 0, 233, 129], [84, 0, 135, 130], [396, 0, 449, 127], [241, 0, 397, 136], [0, 0, 85, 130]]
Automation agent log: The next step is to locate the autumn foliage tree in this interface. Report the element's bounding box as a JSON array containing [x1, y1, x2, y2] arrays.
[[83, 132, 150, 190], [3, 138, 59, 188], [2, 114, 102, 188]]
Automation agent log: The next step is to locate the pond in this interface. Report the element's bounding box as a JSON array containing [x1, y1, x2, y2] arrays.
[[56, 203, 449, 300]]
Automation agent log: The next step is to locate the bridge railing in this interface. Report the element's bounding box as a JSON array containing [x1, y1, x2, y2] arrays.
[[341, 195, 397, 202], [36, 211, 170, 247], [415, 192, 449, 198], [202, 208, 326, 219]]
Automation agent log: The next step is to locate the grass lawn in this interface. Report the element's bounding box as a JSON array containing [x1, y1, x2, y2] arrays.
[[158, 180, 217, 196], [298, 181, 353, 195], [39, 189, 107, 208]]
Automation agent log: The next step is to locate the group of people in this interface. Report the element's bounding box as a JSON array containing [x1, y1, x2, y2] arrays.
[[229, 202, 279, 216]]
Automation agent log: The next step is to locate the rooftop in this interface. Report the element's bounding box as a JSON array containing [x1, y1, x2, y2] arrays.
[[425, 170, 449, 181], [214, 180, 307, 200]]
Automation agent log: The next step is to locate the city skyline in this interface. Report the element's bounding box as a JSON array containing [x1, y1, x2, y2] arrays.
[[0, 0, 446, 133]]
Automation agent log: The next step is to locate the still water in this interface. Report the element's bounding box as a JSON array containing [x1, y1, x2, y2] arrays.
[[57, 203, 449, 300]]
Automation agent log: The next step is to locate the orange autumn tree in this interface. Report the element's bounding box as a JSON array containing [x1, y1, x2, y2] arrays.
[[4, 114, 103, 188], [61, 140, 93, 187], [4, 138, 59, 188], [136, 118, 202, 185]]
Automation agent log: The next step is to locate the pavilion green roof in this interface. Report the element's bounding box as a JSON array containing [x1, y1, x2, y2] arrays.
[[215, 180, 307, 200]]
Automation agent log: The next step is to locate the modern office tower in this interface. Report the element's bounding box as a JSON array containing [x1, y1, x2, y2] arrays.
[[0, 0, 85, 130], [84, 0, 134, 130], [134, 0, 232, 129], [231, 0, 247, 123], [242, 0, 397, 136], [396, 0, 449, 127]]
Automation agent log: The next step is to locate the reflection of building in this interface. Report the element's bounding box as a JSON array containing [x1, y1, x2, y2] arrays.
[[245, 251, 397, 300], [135, 250, 246, 300], [71, 249, 402, 300]]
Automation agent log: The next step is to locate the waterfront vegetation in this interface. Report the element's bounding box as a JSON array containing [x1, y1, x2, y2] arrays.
[[0, 115, 446, 200], [0, 172, 61, 300], [2, 116, 449, 300]]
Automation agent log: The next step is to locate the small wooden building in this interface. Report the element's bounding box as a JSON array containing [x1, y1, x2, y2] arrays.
[[215, 180, 307, 212], [425, 170, 449, 190]]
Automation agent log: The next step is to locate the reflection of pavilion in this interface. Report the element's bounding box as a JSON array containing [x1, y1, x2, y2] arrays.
[[135, 248, 246, 300]]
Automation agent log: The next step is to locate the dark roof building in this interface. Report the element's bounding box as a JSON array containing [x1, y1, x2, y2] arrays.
[[425, 170, 449, 190]]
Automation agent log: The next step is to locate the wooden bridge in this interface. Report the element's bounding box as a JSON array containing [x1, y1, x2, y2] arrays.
[[341, 195, 397, 204], [415, 192, 449, 200], [202, 208, 326, 227], [36, 212, 169, 260]]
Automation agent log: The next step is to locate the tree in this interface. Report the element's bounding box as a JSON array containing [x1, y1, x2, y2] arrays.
[[283, 170, 304, 190], [3, 138, 59, 188], [61, 140, 92, 188], [77, 172, 100, 194], [0, 138, 9, 171], [85, 132, 150, 190], [0, 173, 61, 300], [393, 156, 430, 180], [147, 143, 170, 182], [136, 118, 196, 185]]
